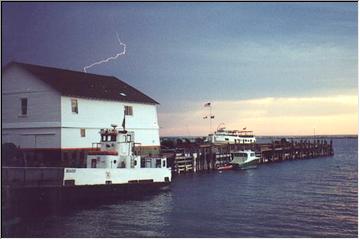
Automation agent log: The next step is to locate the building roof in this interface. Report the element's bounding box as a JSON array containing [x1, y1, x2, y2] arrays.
[[4, 62, 159, 105]]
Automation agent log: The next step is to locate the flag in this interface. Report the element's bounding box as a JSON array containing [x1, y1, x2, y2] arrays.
[[204, 102, 211, 107], [210, 115, 215, 119], [203, 116, 208, 119]]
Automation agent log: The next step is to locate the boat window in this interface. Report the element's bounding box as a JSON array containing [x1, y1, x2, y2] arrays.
[[235, 153, 247, 157], [126, 135, 132, 142], [156, 159, 161, 168], [225, 138, 229, 141], [141, 158, 145, 168], [110, 135, 116, 141], [102, 135, 109, 142], [91, 159, 97, 168], [162, 160, 166, 168], [251, 153, 255, 157]]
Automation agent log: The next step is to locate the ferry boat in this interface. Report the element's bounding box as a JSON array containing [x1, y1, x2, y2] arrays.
[[3, 125, 172, 208], [207, 126, 256, 144], [63, 125, 172, 188], [230, 150, 259, 169]]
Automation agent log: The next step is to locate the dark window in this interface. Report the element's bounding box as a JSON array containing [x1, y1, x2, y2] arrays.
[[156, 159, 161, 168], [110, 134, 116, 141], [80, 128, 86, 137], [101, 135, 106, 142], [126, 135, 132, 142], [71, 99, 78, 114], [91, 159, 97, 168], [124, 106, 133, 116], [21, 98, 27, 115], [141, 158, 145, 168]]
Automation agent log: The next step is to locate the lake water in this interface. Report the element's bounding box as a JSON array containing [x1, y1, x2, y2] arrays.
[[5, 138, 358, 237]]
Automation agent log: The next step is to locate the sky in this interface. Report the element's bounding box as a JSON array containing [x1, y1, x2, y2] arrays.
[[2, 2, 358, 136]]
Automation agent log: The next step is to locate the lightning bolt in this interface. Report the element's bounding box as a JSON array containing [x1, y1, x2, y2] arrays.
[[83, 32, 126, 73]]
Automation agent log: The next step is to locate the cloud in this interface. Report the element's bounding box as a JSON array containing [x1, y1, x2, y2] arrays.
[[159, 94, 358, 136]]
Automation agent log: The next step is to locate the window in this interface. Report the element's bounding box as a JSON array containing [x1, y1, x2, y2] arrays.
[[80, 128, 86, 137], [71, 99, 78, 114], [91, 159, 97, 168], [156, 159, 161, 168], [124, 106, 133, 116], [110, 134, 116, 141], [126, 135, 132, 142], [20, 98, 28, 115]]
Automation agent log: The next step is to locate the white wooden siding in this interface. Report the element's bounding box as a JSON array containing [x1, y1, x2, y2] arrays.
[[2, 128, 61, 148], [60, 96, 160, 148], [2, 65, 61, 125]]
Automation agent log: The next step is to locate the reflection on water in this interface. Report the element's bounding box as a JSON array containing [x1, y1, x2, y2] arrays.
[[3, 138, 358, 237], [6, 191, 174, 238]]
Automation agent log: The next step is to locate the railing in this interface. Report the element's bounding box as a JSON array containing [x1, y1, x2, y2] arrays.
[[2, 167, 64, 187]]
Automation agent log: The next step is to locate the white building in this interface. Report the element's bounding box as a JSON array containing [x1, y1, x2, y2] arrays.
[[2, 62, 161, 167]]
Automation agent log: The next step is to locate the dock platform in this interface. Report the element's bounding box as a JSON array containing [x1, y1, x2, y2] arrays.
[[162, 139, 334, 174]]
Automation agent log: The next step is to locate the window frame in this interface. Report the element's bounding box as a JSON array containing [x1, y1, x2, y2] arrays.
[[71, 99, 78, 114], [124, 105, 133, 116], [80, 128, 86, 137], [20, 97, 28, 116]]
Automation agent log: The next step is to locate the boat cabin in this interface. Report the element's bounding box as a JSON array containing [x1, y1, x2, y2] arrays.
[[87, 125, 167, 170]]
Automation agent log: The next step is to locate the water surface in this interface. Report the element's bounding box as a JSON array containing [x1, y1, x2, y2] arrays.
[[5, 138, 358, 237]]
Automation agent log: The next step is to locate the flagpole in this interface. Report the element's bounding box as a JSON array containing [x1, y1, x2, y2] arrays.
[[203, 102, 214, 134], [210, 105, 212, 133]]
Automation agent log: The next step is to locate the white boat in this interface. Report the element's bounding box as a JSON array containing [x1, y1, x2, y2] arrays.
[[63, 124, 172, 187], [230, 150, 259, 169], [207, 126, 256, 144]]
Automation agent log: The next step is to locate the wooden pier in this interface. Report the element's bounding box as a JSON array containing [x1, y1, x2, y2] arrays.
[[162, 139, 334, 174]]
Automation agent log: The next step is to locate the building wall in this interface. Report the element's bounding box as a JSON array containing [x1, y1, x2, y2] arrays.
[[2, 65, 61, 149], [2, 65, 161, 166], [2, 128, 61, 148], [60, 96, 160, 150]]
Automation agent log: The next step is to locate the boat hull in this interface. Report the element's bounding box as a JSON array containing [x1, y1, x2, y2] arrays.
[[2, 181, 170, 216], [217, 165, 234, 171], [233, 159, 259, 170]]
